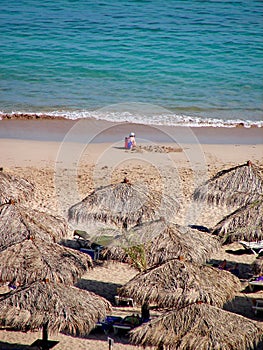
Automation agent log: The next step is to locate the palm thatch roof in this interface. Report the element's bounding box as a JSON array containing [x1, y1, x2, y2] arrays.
[[104, 220, 220, 267], [0, 237, 92, 285], [0, 280, 111, 337], [0, 171, 34, 204], [212, 198, 263, 244], [145, 221, 220, 266], [130, 304, 263, 350], [193, 161, 263, 207], [0, 202, 68, 251], [118, 258, 241, 308], [68, 181, 179, 230]]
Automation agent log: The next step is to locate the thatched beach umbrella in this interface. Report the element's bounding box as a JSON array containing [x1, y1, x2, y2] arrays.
[[118, 258, 241, 308], [104, 220, 220, 267], [0, 237, 92, 285], [0, 280, 111, 344], [212, 198, 263, 244], [68, 180, 179, 230], [0, 202, 68, 251], [193, 161, 263, 207], [130, 304, 263, 350], [145, 221, 220, 266], [0, 170, 34, 204]]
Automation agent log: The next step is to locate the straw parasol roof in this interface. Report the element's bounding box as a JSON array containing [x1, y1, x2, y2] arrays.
[[0, 280, 112, 339], [68, 181, 179, 230], [0, 237, 92, 285], [0, 170, 34, 204], [104, 220, 220, 267], [118, 258, 241, 308], [145, 221, 220, 266], [130, 304, 263, 350], [193, 161, 263, 207], [212, 198, 263, 244], [0, 202, 68, 251]]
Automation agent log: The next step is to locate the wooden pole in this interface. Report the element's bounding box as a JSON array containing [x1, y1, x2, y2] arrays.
[[42, 322, 49, 350]]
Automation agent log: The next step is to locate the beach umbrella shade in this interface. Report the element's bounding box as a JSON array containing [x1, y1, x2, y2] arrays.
[[103, 220, 220, 267], [0, 280, 112, 344], [0, 170, 34, 204], [68, 180, 179, 230], [0, 202, 69, 251], [212, 198, 263, 244], [193, 161, 263, 207], [130, 303, 263, 350], [0, 237, 93, 285], [118, 258, 241, 308]]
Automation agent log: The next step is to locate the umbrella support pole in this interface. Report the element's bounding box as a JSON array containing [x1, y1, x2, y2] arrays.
[[42, 322, 49, 349]]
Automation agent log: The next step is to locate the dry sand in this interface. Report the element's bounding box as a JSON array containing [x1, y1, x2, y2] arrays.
[[0, 119, 263, 349]]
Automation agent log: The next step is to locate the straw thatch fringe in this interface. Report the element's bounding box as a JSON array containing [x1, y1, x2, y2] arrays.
[[130, 304, 263, 350], [68, 182, 179, 230], [0, 280, 111, 336], [212, 198, 263, 244], [118, 259, 241, 308], [145, 221, 220, 266], [103, 220, 220, 267], [0, 238, 92, 285], [0, 171, 34, 204], [0, 203, 69, 252], [193, 161, 263, 207]]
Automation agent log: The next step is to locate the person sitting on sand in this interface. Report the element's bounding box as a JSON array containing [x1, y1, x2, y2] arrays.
[[129, 132, 136, 149]]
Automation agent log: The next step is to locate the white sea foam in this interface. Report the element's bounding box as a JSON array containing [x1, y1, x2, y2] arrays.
[[1, 108, 262, 128]]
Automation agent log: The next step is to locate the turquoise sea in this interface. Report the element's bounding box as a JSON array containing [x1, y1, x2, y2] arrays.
[[0, 0, 262, 127]]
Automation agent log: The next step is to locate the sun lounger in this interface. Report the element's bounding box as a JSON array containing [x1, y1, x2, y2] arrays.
[[239, 241, 263, 255], [252, 299, 263, 315], [80, 248, 98, 260], [112, 314, 141, 335], [248, 279, 263, 292], [114, 295, 135, 307], [96, 316, 123, 334]]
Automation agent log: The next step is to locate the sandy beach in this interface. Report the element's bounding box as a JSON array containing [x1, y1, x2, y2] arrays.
[[0, 119, 263, 349]]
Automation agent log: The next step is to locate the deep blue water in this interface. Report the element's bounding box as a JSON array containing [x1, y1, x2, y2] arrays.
[[0, 0, 262, 126]]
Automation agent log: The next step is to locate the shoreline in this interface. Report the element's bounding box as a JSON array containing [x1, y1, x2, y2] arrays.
[[1, 112, 263, 129], [0, 118, 263, 145]]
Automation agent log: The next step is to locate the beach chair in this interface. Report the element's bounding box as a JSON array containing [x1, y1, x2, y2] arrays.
[[73, 230, 92, 248], [239, 241, 263, 256], [252, 299, 263, 315], [112, 314, 141, 335], [96, 316, 123, 334], [114, 295, 135, 307]]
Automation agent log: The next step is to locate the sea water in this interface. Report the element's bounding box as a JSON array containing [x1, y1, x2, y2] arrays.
[[0, 0, 262, 127]]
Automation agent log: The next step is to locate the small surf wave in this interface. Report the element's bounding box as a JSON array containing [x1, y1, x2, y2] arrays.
[[0, 107, 262, 128]]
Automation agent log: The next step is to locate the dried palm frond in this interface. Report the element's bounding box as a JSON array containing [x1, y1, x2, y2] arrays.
[[130, 304, 263, 350], [0, 280, 111, 337], [103, 220, 220, 267], [68, 181, 179, 230], [0, 171, 34, 204], [0, 202, 68, 251], [119, 258, 241, 308], [0, 238, 92, 285], [193, 161, 263, 207], [212, 198, 263, 244]]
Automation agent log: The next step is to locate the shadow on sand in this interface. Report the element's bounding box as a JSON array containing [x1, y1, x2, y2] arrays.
[[75, 279, 121, 303]]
